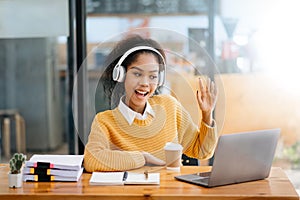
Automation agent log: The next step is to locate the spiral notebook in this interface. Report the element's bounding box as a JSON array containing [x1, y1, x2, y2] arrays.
[[89, 172, 160, 185]]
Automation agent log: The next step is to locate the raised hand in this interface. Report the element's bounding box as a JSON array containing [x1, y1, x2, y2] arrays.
[[196, 77, 218, 126]]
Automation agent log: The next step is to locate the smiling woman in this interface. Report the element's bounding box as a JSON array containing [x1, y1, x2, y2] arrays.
[[124, 55, 160, 114], [83, 34, 219, 172]]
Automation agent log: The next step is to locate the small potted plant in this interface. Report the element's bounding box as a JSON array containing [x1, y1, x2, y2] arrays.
[[8, 153, 26, 188]]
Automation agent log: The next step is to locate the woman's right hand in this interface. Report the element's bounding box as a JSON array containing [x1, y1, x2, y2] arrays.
[[142, 152, 166, 166]]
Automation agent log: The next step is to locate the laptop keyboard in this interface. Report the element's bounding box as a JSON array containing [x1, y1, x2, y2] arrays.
[[196, 171, 211, 177], [193, 177, 209, 184], [175, 172, 211, 186]]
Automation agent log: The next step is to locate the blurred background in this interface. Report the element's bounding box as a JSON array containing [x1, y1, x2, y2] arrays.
[[0, 0, 300, 191]]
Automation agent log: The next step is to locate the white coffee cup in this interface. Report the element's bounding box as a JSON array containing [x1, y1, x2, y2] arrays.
[[164, 142, 183, 171]]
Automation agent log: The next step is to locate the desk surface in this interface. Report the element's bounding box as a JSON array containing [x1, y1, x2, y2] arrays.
[[0, 164, 298, 200]]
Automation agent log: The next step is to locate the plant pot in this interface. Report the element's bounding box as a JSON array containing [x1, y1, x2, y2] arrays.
[[8, 173, 23, 188]]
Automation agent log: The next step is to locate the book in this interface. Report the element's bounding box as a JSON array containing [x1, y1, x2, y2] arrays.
[[25, 154, 84, 171], [23, 167, 84, 177], [89, 172, 160, 186], [23, 168, 83, 182], [23, 154, 84, 182]]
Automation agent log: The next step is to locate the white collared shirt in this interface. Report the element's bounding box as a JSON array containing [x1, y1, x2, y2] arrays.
[[118, 96, 155, 125]]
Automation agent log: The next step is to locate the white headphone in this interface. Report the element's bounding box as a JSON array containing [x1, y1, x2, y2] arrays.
[[112, 46, 166, 86]]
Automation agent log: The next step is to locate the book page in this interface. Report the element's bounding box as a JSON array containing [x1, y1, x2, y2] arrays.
[[89, 172, 160, 185], [125, 173, 160, 185], [89, 172, 125, 185]]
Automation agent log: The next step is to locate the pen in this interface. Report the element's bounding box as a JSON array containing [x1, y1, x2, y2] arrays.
[[144, 170, 148, 179], [123, 171, 128, 181]]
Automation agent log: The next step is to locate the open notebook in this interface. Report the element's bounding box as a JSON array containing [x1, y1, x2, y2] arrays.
[[89, 172, 160, 185]]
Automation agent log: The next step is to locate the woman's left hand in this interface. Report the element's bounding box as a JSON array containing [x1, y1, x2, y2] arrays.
[[196, 77, 218, 126]]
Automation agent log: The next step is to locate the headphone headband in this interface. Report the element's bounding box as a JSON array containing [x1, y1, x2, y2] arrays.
[[112, 46, 166, 86]]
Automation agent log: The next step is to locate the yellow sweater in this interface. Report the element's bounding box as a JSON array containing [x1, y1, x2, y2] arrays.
[[84, 94, 218, 172]]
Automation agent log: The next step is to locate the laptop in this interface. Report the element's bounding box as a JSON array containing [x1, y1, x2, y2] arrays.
[[175, 129, 280, 187]]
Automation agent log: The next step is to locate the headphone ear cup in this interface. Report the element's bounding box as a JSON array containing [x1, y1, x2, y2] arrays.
[[112, 65, 119, 81], [158, 71, 165, 86], [118, 65, 126, 82], [113, 65, 126, 82]]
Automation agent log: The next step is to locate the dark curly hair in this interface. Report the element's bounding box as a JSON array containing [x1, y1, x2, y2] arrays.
[[98, 34, 166, 109]]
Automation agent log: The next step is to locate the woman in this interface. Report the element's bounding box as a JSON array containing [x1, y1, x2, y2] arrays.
[[84, 34, 218, 172]]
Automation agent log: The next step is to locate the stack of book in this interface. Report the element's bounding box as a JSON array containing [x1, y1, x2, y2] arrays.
[[23, 154, 84, 182]]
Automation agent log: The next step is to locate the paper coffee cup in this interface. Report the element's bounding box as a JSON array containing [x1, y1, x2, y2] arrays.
[[164, 142, 183, 171]]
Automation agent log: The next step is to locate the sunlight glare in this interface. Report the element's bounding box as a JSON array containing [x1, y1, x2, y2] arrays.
[[252, 0, 300, 92]]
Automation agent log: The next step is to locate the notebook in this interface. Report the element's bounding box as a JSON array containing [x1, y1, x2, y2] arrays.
[[25, 154, 84, 171], [175, 128, 280, 187], [23, 154, 84, 182], [23, 167, 84, 177], [89, 172, 160, 185], [22, 168, 83, 182]]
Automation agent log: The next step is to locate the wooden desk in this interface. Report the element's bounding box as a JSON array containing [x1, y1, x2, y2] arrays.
[[0, 164, 298, 200]]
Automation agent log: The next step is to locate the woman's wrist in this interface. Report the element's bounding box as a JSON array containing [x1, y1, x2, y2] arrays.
[[202, 111, 213, 126]]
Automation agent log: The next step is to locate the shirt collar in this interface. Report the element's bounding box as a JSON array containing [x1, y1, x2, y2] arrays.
[[118, 96, 155, 125]]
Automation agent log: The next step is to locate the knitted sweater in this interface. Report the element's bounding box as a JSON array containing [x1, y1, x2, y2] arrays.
[[84, 94, 218, 172]]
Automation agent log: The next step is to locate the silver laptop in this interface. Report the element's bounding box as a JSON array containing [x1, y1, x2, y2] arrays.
[[175, 129, 280, 187]]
